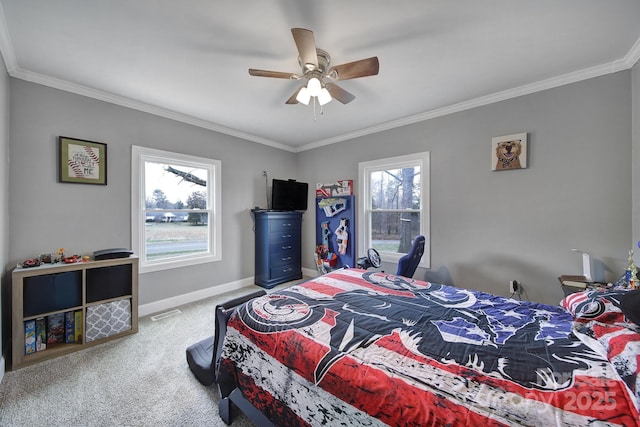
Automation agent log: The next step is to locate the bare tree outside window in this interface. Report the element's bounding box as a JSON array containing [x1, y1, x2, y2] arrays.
[[143, 162, 210, 261], [369, 166, 421, 253], [359, 152, 429, 268], [132, 146, 221, 273]]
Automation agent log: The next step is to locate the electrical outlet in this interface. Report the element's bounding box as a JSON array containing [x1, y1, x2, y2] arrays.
[[509, 280, 519, 294]]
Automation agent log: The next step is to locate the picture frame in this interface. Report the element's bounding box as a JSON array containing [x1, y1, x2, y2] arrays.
[[491, 132, 527, 171], [58, 136, 107, 185]]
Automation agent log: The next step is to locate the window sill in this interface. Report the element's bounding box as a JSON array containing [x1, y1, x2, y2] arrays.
[[139, 253, 221, 274]]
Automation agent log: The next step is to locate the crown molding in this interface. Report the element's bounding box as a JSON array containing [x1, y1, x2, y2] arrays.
[[296, 40, 640, 152], [624, 37, 640, 68], [12, 56, 632, 155], [7, 67, 296, 153], [0, 1, 17, 73]]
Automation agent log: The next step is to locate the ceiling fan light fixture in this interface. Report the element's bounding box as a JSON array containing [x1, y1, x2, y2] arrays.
[[306, 77, 321, 97], [249, 28, 379, 111], [318, 87, 332, 106], [296, 86, 311, 105]]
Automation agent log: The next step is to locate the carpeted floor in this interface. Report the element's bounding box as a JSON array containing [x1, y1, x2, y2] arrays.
[[0, 285, 276, 427]]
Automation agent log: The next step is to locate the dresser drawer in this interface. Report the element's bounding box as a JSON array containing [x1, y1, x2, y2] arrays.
[[269, 217, 298, 230], [269, 263, 300, 280], [270, 247, 301, 267], [270, 219, 299, 241], [270, 230, 296, 243], [270, 238, 299, 252]]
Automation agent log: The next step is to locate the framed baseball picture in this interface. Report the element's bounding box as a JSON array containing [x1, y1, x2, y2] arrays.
[[58, 136, 107, 185], [491, 132, 527, 171]]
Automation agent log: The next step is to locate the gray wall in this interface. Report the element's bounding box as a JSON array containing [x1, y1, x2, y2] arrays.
[[3, 69, 635, 318], [298, 71, 632, 305], [7, 79, 298, 305], [0, 53, 9, 375]]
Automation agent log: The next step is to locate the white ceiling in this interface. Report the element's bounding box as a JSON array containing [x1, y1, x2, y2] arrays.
[[1, 1, 639, 152]]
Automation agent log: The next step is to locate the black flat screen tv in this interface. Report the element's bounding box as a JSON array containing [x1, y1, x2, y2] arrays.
[[271, 179, 308, 211]]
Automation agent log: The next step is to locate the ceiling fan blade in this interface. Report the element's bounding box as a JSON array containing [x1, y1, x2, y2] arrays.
[[249, 69, 299, 79], [325, 83, 355, 104], [327, 57, 380, 80], [291, 28, 318, 71], [285, 86, 303, 104]]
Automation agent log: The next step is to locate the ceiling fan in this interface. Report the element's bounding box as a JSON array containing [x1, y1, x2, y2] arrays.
[[248, 28, 379, 106]]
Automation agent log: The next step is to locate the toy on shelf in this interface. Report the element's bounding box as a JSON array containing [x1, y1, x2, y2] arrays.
[[318, 198, 347, 217], [316, 221, 338, 272], [20, 259, 41, 268], [19, 247, 93, 269], [335, 218, 349, 255], [315, 249, 338, 273], [314, 251, 327, 274], [315, 180, 353, 198], [627, 250, 638, 289], [319, 221, 331, 253]]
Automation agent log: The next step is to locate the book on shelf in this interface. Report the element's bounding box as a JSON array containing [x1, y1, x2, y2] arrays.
[[74, 310, 83, 343], [35, 317, 46, 351], [65, 311, 75, 343], [24, 320, 36, 355], [47, 313, 65, 344]]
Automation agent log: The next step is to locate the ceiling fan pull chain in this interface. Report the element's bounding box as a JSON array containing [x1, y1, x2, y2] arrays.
[[313, 97, 317, 121]]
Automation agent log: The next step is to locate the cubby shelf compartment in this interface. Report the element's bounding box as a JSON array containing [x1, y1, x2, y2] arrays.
[[11, 256, 138, 370]]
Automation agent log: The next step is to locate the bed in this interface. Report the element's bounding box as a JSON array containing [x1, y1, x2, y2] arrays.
[[215, 268, 640, 426]]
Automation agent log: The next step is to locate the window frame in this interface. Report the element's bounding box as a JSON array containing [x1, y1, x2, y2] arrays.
[[357, 152, 430, 268], [131, 146, 222, 274]]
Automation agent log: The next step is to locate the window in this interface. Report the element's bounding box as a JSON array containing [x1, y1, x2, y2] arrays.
[[358, 152, 430, 268], [131, 146, 221, 273]]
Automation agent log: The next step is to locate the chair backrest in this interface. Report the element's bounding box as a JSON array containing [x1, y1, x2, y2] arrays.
[[396, 235, 425, 278], [213, 290, 266, 381]]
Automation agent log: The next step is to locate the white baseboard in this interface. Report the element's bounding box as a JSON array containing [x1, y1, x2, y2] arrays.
[[138, 270, 318, 318], [302, 267, 318, 278], [139, 276, 256, 317], [0, 355, 5, 383]]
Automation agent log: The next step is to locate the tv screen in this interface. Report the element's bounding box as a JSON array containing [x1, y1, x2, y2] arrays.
[[271, 179, 308, 211]]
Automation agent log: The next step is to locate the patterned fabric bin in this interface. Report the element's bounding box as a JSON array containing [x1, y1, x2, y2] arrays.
[[86, 299, 131, 342]]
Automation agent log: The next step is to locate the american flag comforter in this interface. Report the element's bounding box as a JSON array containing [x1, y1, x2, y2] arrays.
[[218, 269, 640, 426]]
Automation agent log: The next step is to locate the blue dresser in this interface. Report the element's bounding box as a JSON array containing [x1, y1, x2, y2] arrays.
[[254, 211, 303, 288]]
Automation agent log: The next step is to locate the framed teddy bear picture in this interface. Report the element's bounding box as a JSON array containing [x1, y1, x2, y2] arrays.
[[491, 132, 527, 171]]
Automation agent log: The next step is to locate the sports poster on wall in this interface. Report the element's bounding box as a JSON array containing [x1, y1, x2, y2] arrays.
[[58, 136, 107, 185]]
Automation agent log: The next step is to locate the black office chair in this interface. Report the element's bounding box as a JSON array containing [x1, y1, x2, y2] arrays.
[[396, 235, 425, 278]]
